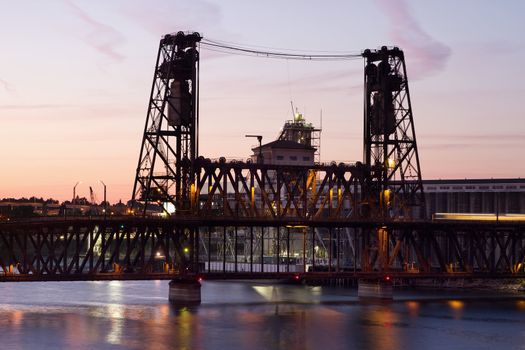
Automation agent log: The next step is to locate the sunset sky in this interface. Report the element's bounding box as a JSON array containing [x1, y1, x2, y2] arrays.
[[1, 0, 524, 203]]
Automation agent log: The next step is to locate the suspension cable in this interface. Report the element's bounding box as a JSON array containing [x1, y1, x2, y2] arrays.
[[200, 38, 362, 61]]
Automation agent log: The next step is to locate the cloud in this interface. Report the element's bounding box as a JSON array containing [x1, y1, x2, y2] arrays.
[[65, 1, 125, 62], [120, 0, 222, 38], [0, 104, 74, 110], [421, 133, 525, 150], [203, 68, 363, 98], [422, 133, 525, 141], [375, 0, 451, 78], [0, 78, 15, 93]]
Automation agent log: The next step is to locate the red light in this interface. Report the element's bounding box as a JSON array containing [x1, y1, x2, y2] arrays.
[[385, 276, 391, 281], [198, 277, 203, 282], [294, 274, 300, 280]]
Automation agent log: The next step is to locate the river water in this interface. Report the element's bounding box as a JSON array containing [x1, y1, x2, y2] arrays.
[[0, 280, 524, 350]]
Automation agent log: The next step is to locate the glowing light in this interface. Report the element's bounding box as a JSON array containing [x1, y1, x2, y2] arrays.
[[387, 158, 396, 169], [448, 300, 464, 310], [406, 301, 419, 311], [253, 286, 280, 301], [383, 189, 391, 204], [183, 247, 190, 254], [433, 213, 525, 222]]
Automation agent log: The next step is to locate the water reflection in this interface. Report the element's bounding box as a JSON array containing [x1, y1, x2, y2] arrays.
[[447, 299, 465, 320], [106, 304, 124, 345], [405, 301, 420, 317], [0, 281, 523, 350]]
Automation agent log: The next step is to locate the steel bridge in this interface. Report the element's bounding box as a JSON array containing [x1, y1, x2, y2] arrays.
[[2, 32, 524, 286], [0, 216, 523, 282]]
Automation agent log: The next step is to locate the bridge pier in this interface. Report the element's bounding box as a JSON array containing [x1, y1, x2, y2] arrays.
[[168, 277, 202, 305]]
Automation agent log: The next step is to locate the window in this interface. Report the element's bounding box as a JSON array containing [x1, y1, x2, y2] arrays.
[[290, 156, 297, 161], [276, 155, 284, 160], [302, 156, 310, 161]]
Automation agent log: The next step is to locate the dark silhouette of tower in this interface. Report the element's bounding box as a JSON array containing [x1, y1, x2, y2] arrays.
[[132, 32, 201, 215], [362, 46, 425, 219]]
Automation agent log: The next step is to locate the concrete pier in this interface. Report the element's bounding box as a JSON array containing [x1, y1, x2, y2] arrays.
[[358, 279, 393, 299], [168, 277, 202, 305]]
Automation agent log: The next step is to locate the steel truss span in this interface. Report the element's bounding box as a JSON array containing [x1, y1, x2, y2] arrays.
[[192, 159, 372, 220], [0, 219, 523, 282]]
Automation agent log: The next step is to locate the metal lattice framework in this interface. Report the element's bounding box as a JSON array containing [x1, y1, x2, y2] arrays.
[[363, 47, 425, 219], [0, 218, 524, 281], [192, 159, 371, 220], [0, 219, 191, 280], [132, 32, 201, 215]]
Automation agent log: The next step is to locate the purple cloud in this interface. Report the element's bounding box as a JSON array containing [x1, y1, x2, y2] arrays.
[[375, 0, 451, 78], [120, 0, 222, 38], [65, 1, 125, 62]]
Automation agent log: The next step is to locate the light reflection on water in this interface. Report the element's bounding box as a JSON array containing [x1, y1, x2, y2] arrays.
[[0, 281, 523, 350]]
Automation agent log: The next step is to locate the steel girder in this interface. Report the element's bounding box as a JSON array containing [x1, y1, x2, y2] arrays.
[[0, 219, 524, 281]]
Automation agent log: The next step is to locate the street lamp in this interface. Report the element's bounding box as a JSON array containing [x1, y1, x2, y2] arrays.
[[73, 181, 82, 204], [100, 180, 107, 219]]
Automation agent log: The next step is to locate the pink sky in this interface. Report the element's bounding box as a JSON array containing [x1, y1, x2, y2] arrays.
[[1, 0, 524, 203]]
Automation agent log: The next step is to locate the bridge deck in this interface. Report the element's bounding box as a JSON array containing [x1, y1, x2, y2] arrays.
[[0, 217, 523, 282]]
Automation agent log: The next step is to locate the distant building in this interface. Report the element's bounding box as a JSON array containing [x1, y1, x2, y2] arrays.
[[251, 139, 315, 166], [0, 201, 62, 218], [423, 178, 525, 217], [250, 111, 319, 166]]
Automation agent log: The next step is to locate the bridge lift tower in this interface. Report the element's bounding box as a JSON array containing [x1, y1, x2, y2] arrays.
[[132, 32, 201, 215], [362, 47, 425, 219]]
